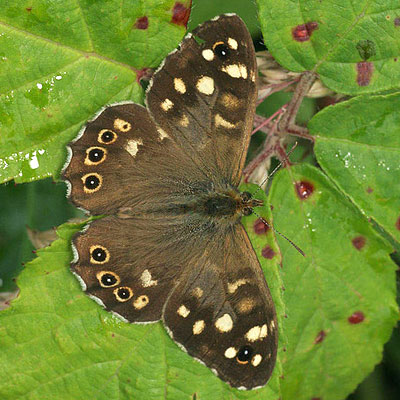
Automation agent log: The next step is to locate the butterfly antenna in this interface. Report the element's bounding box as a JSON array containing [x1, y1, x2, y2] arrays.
[[258, 141, 298, 192], [252, 210, 306, 257]]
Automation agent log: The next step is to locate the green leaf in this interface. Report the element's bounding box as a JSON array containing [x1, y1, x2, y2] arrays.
[[0, 178, 80, 292], [257, 0, 400, 94], [0, 202, 284, 399], [0, 0, 188, 184], [268, 164, 397, 400], [310, 92, 400, 242]]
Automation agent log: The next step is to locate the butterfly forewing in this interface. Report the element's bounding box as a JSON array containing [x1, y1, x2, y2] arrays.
[[146, 14, 257, 185], [63, 14, 278, 391]]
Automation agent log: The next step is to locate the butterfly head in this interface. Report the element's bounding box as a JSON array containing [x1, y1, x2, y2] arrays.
[[240, 191, 263, 216]]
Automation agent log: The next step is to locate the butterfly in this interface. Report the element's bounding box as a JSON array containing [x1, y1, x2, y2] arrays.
[[62, 14, 278, 390]]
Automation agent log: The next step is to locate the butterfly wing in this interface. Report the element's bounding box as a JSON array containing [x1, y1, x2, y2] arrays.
[[62, 103, 209, 215], [146, 14, 257, 185], [163, 224, 278, 389]]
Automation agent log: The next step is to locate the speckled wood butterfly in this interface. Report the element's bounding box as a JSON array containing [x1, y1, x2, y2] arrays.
[[62, 14, 277, 390]]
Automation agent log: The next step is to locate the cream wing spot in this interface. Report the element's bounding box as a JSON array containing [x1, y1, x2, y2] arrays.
[[227, 278, 248, 293], [202, 49, 214, 61], [220, 93, 240, 109], [174, 78, 186, 94], [125, 139, 143, 157], [196, 76, 215, 95], [215, 114, 235, 129], [192, 287, 203, 298], [251, 354, 262, 367], [215, 313, 233, 333], [133, 295, 149, 310], [157, 127, 169, 140], [177, 305, 190, 318], [227, 37, 238, 50], [224, 347, 237, 359], [179, 114, 189, 127], [161, 98, 174, 111], [193, 320, 205, 335], [221, 64, 248, 79], [140, 269, 158, 287], [114, 118, 131, 132], [245, 324, 268, 342], [237, 297, 256, 314]]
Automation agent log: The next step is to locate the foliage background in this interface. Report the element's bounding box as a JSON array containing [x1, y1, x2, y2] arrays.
[[0, 0, 399, 399]]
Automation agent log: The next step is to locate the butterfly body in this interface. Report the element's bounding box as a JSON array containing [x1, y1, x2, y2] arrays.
[[63, 14, 277, 390]]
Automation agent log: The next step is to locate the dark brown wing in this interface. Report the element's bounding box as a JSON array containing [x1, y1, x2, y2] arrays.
[[62, 103, 209, 215], [146, 14, 257, 185], [162, 223, 278, 389]]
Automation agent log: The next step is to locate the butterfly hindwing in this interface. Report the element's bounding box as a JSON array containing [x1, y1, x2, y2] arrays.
[[163, 224, 277, 389]]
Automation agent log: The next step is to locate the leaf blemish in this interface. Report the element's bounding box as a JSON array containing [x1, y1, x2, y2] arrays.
[[292, 22, 319, 42], [396, 216, 400, 231], [352, 236, 366, 250], [314, 330, 326, 344], [295, 181, 314, 200], [356, 62, 374, 86], [261, 245, 275, 259], [171, 2, 191, 27], [348, 311, 365, 324], [253, 218, 269, 234], [394, 17, 400, 26], [135, 16, 149, 30]]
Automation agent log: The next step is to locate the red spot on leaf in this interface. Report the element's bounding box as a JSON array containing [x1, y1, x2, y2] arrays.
[[171, 2, 191, 27], [136, 68, 153, 83], [135, 16, 149, 30], [366, 187, 373, 193], [26, 7, 32, 12], [254, 218, 269, 234], [352, 236, 366, 250], [292, 22, 319, 42], [396, 216, 400, 230], [312, 398, 322, 400], [394, 17, 400, 26], [314, 330, 326, 344], [348, 311, 365, 324], [356, 62, 374, 86], [295, 181, 314, 200], [262, 245, 275, 259]]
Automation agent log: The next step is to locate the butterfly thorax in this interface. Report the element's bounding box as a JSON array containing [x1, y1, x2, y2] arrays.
[[180, 189, 262, 221]]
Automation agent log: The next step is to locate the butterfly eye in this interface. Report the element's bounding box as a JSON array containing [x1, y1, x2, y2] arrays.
[[114, 286, 133, 302], [85, 147, 106, 165], [236, 345, 254, 364], [96, 271, 120, 287], [98, 129, 118, 144], [82, 173, 103, 193], [90, 245, 110, 264], [213, 42, 230, 59], [241, 191, 252, 202]]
